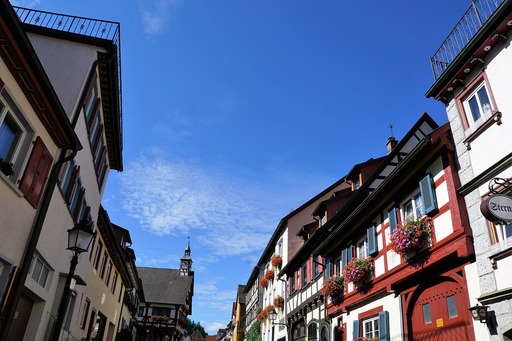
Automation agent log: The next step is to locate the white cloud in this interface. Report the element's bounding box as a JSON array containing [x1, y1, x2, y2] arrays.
[[120, 156, 279, 257], [140, 0, 179, 35], [203, 321, 227, 334]]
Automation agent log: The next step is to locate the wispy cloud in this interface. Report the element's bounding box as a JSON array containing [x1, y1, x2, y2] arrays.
[[140, 0, 179, 36], [10, 0, 41, 7], [120, 155, 280, 257]]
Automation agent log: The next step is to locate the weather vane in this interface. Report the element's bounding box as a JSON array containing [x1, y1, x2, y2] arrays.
[[389, 121, 394, 138]]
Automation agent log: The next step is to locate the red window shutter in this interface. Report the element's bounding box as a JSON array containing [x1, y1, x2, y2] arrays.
[[308, 259, 312, 281], [19, 137, 54, 208]]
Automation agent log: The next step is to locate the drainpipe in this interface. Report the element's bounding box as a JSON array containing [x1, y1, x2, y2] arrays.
[[0, 148, 79, 341]]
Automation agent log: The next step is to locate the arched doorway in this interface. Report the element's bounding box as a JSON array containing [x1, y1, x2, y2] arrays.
[[407, 276, 474, 341]]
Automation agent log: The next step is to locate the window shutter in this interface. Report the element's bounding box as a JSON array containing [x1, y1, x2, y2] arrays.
[[347, 245, 353, 263], [19, 137, 54, 208], [65, 166, 80, 204], [367, 225, 378, 255], [420, 173, 437, 215], [325, 259, 331, 278], [72, 188, 86, 221], [378, 311, 389, 341], [341, 248, 347, 269], [352, 320, 360, 340], [388, 208, 397, 234]]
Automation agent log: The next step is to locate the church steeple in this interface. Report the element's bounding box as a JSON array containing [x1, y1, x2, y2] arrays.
[[179, 238, 192, 276]]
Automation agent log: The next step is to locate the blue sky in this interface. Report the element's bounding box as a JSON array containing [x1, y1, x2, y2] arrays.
[[12, 0, 468, 334]]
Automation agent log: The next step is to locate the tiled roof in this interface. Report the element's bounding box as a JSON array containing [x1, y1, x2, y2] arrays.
[[138, 267, 193, 305]]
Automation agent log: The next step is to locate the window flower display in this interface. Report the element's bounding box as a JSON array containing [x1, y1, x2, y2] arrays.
[[264, 270, 275, 281], [390, 216, 432, 257], [271, 255, 283, 268], [321, 275, 344, 299], [343, 257, 374, 283], [273, 295, 284, 309], [259, 277, 268, 288]]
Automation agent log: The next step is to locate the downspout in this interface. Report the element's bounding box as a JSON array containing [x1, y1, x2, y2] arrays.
[[0, 147, 79, 341]]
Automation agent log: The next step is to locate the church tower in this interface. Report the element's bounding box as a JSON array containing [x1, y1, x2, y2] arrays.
[[179, 238, 192, 276]]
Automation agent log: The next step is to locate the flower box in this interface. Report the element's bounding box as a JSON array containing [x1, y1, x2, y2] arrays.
[[271, 256, 283, 268], [321, 276, 344, 300], [390, 217, 432, 258], [273, 295, 284, 309], [264, 270, 275, 281], [343, 257, 374, 283]]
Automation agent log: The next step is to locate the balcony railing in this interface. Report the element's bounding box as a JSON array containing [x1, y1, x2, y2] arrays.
[[429, 0, 504, 80]]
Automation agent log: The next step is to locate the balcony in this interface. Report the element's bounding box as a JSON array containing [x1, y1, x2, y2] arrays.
[[429, 0, 505, 80]]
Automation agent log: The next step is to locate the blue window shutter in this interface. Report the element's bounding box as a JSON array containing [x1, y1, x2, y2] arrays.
[[325, 259, 331, 278], [347, 245, 353, 263], [420, 173, 437, 215], [388, 208, 397, 234], [352, 320, 360, 340], [367, 225, 377, 255], [379, 311, 389, 341]]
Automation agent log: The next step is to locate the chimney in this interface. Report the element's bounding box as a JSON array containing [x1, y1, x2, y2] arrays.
[[386, 137, 398, 154]]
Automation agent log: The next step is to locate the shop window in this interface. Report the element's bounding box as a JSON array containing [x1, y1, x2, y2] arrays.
[[489, 222, 512, 245]]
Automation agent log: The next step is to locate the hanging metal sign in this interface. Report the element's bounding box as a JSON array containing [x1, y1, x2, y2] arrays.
[[480, 194, 512, 223]]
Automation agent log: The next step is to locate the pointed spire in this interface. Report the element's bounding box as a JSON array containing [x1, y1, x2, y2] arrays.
[[179, 237, 192, 276]]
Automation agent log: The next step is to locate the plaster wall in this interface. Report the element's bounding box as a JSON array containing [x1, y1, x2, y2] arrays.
[[27, 33, 102, 120]]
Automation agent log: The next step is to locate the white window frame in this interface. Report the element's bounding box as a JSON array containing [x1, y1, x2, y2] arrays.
[[357, 237, 367, 259], [29, 254, 51, 289], [362, 315, 379, 339], [462, 82, 494, 129], [402, 192, 424, 222]]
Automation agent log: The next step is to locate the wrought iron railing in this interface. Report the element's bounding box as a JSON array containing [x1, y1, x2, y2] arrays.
[[429, 0, 504, 80], [13, 6, 123, 149]]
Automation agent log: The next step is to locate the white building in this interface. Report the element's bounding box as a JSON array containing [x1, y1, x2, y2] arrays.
[[426, 0, 512, 340]]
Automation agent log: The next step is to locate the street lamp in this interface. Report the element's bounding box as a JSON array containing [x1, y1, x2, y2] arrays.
[[268, 310, 288, 328], [50, 220, 94, 341]]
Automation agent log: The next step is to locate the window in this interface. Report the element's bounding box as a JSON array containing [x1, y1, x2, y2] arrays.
[[489, 222, 512, 245], [362, 316, 379, 339], [93, 241, 102, 270], [402, 174, 438, 222], [320, 326, 329, 341], [289, 274, 295, 293], [0, 88, 35, 184], [29, 255, 50, 288], [422, 304, 432, 324], [98, 252, 107, 278], [104, 261, 112, 285], [301, 263, 308, 288], [80, 299, 90, 329], [307, 322, 318, 341], [462, 82, 493, 127], [403, 193, 424, 221], [357, 237, 367, 259], [138, 306, 145, 317], [111, 272, 118, 294], [313, 256, 321, 278], [353, 311, 389, 341], [446, 295, 458, 318]]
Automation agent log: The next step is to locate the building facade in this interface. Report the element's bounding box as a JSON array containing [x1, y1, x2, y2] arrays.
[[0, 2, 124, 340], [426, 0, 512, 339]]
